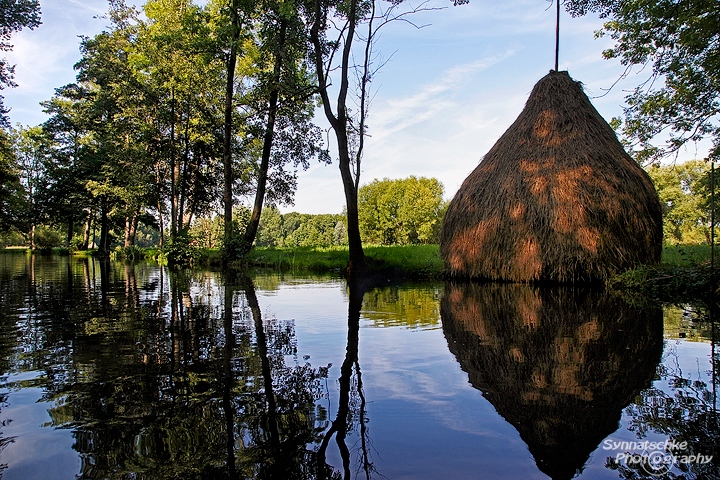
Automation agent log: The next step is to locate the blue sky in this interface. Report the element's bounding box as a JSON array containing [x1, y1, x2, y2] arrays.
[[3, 0, 706, 214]]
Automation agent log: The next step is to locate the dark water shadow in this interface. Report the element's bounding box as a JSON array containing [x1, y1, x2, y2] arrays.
[[441, 282, 664, 480]]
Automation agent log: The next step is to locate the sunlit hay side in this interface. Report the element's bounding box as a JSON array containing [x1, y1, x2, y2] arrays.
[[440, 70, 662, 282]]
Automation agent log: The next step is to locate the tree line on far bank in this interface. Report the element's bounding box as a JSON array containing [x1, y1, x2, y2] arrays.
[[0, 175, 447, 250], [1, 161, 718, 252]]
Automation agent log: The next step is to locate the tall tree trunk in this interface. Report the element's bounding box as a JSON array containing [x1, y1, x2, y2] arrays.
[[242, 18, 288, 253], [131, 214, 138, 246], [339, 144, 365, 273], [170, 89, 179, 241], [179, 102, 191, 231], [99, 198, 110, 256], [82, 210, 92, 250], [222, 0, 241, 262], [157, 200, 165, 248], [155, 160, 165, 248], [310, 0, 366, 274], [124, 216, 132, 248], [67, 218, 74, 248], [124, 211, 138, 247]]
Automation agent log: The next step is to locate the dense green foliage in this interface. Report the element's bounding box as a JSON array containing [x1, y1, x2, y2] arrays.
[[0, 0, 41, 126], [358, 176, 445, 245], [0, 0, 41, 233], [646, 159, 714, 245], [566, 0, 720, 164], [188, 206, 346, 249], [0, 0, 328, 264], [609, 244, 716, 301]]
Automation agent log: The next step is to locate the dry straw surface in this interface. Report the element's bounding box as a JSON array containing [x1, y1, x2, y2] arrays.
[[440, 70, 662, 282]]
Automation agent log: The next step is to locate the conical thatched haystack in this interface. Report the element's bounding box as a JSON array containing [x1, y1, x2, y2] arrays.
[[440, 70, 662, 282]]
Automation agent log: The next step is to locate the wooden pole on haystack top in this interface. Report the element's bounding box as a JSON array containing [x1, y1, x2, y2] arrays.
[[555, 0, 560, 71]]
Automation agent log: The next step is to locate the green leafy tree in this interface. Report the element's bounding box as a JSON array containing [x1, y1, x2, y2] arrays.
[[358, 178, 400, 245], [333, 220, 347, 246], [239, 0, 328, 255], [0, 0, 40, 229], [305, 0, 466, 274], [47, 0, 224, 256], [70, 1, 157, 254], [285, 213, 341, 247], [189, 215, 224, 248], [256, 205, 285, 246], [12, 124, 47, 247], [646, 160, 711, 244], [40, 84, 95, 247], [134, 0, 226, 244], [209, 0, 249, 262], [0, 128, 22, 232], [565, 0, 720, 164], [358, 176, 445, 245], [0, 0, 41, 126]]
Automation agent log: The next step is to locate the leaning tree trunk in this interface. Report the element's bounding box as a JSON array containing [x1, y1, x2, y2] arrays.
[[98, 198, 110, 256], [310, 0, 366, 275], [337, 130, 365, 273], [222, 0, 241, 262], [124, 212, 138, 248], [242, 18, 287, 253]]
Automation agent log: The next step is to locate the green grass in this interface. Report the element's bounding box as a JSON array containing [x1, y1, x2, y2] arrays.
[[610, 244, 717, 301], [364, 244, 443, 277], [661, 244, 713, 267], [1, 246, 29, 252], [246, 244, 444, 278], [248, 246, 352, 274], [247, 244, 717, 299]]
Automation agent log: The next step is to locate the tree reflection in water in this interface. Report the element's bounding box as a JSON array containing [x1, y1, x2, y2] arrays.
[[12, 255, 715, 479], [21, 260, 331, 479], [0, 255, 386, 478], [316, 277, 377, 480], [606, 308, 720, 479], [235, 274, 331, 479], [441, 282, 664, 480]]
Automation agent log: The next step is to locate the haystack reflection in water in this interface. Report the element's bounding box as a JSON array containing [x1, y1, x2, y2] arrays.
[[441, 283, 664, 480]]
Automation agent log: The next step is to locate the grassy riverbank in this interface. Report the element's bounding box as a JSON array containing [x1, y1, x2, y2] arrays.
[[246, 244, 444, 278], [4, 243, 717, 299], [609, 245, 717, 301], [246, 244, 718, 300]]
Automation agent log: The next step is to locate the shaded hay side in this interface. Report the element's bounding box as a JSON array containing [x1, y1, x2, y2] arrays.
[[440, 70, 662, 282]]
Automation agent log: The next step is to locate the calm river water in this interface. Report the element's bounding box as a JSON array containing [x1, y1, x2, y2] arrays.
[[0, 253, 717, 480]]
